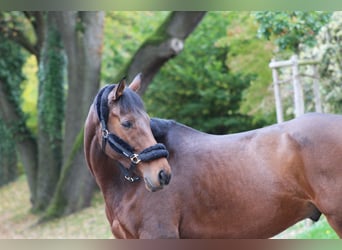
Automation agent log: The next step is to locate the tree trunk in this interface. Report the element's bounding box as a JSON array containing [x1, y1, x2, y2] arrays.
[[34, 12, 65, 212], [1, 11, 205, 219], [0, 84, 38, 198], [0, 87, 37, 195], [0, 37, 38, 202], [117, 11, 206, 95], [0, 119, 18, 187], [43, 11, 104, 218]]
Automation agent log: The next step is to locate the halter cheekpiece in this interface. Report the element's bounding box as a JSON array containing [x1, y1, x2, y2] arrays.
[[95, 84, 169, 183]]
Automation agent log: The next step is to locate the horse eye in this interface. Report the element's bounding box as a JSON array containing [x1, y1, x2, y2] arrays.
[[121, 121, 133, 129]]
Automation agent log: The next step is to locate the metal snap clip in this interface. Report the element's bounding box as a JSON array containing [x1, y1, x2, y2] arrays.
[[130, 154, 141, 164]]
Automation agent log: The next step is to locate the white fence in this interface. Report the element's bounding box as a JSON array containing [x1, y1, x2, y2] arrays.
[[269, 55, 322, 123]]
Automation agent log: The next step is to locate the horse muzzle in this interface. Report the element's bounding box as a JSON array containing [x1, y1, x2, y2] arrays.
[[158, 169, 171, 186], [143, 168, 172, 192]]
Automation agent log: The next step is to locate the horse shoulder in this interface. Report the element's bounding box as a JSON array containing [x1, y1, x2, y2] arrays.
[[268, 125, 319, 201], [246, 126, 311, 189], [111, 219, 134, 239]]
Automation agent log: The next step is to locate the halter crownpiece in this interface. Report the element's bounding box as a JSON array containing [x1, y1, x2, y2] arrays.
[[95, 84, 169, 183]]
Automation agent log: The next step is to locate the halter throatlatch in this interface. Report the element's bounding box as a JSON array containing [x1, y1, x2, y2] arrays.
[[95, 84, 169, 183]]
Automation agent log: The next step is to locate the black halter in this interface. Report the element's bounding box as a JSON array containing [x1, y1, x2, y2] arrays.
[[95, 84, 169, 183]]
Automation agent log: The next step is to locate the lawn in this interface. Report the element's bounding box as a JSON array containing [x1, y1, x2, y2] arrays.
[[0, 176, 338, 239], [0, 176, 112, 239], [275, 217, 338, 239]]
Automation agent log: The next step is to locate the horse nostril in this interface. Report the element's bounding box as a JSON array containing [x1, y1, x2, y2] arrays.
[[158, 170, 171, 186]]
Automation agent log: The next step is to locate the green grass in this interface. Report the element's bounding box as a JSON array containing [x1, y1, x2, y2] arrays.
[[297, 220, 338, 239], [0, 176, 339, 239], [0, 176, 112, 239], [273, 217, 338, 239], [293, 218, 338, 239]]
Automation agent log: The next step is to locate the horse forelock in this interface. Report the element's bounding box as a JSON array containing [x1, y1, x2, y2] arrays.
[[94, 84, 146, 125], [117, 88, 145, 115]]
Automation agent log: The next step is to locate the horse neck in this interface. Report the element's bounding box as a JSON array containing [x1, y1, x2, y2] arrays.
[[151, 118, 203, 153], [151, 118, 204, 144], [85, 107, 136, 205], [96, 156, 139, 224]]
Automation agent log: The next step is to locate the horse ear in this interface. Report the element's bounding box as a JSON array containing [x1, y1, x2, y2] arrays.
[[112, 78, 126, 101], [128, 73, 142, 92]]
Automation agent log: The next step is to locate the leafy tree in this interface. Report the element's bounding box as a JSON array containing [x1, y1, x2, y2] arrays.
[[102, 11, 168, 83], [254, 11, 332, 54], [42, 11, 105, 218], [113, 11, 206, 94], [0, 11, 205, 220], [253, 11, 333, 121], [309, 12, 342, 113], [219, 12, 276, 125], [145, 12, 265, 134], [34, 13, 65, 212], [0, 36, 26, 186], [0, 11, 104, 217], [0, 121, 18, 186], [21, 55, 38, 134], [0, 11, 43, 205]]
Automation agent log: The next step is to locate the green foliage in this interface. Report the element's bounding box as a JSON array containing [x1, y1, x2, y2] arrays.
[[254, 11, 332, 53], [0, 12, 35, 44], [1, 12, 39, 134], [0, 36, 26, 111], [102, 11, 168, 84], [217, 12, 276, 125], [34, 15, 65, 213], [0, 120, 18, 186], [309, 12, 342, 113], [38, 17, 65, 147], [145, 12, 266, 134], [0, 36, 27, 185], [144, 13, 172, 44], [43, 128, 84, 221], [21, 55, 38, 134]]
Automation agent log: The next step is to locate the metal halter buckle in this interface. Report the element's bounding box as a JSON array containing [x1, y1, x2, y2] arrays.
[[130, 154, 141, 164], [124, 175, 137, 183], [102, 129, 109, 139]]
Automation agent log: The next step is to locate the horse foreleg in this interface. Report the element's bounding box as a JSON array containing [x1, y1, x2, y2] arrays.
[[139, 230, 179, 239], [138, 223, 180, 239], [326, 215, 342, 238]]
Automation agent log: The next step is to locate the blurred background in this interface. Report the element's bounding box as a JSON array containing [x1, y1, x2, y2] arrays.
[[0, 11, 341, 238]]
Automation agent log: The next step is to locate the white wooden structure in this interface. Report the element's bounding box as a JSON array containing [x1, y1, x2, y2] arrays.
[[269, 55, 322, 123]]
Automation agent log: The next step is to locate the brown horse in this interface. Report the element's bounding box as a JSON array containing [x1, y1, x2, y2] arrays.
[[84, 77, 342, 238], [84, 75, 171, 193]]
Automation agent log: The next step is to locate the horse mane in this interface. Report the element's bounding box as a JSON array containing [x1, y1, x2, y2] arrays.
[[93, 84, 145, 123], [117, 87, 145, 114], [150, 117, 202, 142], [150, 118, 174, 141]]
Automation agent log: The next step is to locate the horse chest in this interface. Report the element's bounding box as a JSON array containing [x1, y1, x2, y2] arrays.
[[111, 218, 135, 239]]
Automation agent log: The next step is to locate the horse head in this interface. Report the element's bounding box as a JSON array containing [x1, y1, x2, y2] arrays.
[[94, 74, 172, 192]]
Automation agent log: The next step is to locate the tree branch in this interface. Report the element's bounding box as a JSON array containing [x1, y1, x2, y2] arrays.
[[0, 12, 43, 58], [5, 28, 38, 56], [119, 11, 207, 95], [24, 11, 45, 58]]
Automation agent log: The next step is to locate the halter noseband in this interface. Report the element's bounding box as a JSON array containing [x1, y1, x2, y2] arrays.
[[95, 84, 169, 183]]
